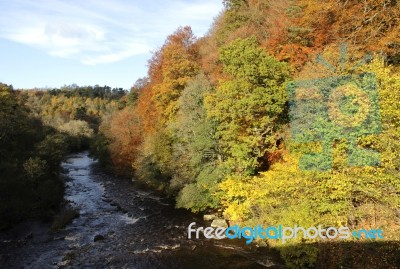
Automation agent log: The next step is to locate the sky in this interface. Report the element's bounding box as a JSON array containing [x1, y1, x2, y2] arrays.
[[0, 0, 223, 89]]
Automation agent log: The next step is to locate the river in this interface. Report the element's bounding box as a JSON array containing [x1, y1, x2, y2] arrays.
[[0, 152, 284, 268]]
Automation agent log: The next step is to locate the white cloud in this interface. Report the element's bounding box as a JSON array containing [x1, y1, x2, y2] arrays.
[[0, 0, 223, 65], [81, 41, 150, 65]]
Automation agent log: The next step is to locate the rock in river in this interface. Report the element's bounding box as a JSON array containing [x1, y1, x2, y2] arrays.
[[94, 234, 105, 242], [211, 219, 228, 228], [203, 214, 216, 221]]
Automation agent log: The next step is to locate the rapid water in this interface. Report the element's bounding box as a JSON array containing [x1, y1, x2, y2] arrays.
[[0, 152, 284, 268]]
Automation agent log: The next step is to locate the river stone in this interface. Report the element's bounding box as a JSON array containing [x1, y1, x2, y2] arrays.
[[25, 233, 33, 240], [94, 234, 105, 242], [203, 214, 216, 221], [211, 219, 228, 228]]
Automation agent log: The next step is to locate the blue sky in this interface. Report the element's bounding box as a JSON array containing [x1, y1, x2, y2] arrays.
[[0, 0, 223, 89]]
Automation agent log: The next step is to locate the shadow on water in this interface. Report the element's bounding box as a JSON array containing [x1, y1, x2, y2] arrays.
[[0, 152, 285, 269], [1, 152, 399, 269]]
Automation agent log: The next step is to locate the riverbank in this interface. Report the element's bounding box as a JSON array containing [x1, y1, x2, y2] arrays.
[[0, 152, 285, 268]]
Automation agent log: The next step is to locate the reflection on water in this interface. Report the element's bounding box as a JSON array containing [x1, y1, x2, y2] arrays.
[[0, 152, 284, 269]]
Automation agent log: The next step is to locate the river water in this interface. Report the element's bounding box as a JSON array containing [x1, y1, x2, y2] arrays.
[[0, 152, 285, 269]]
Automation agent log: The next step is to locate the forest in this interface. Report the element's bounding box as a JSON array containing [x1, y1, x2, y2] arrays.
[[1, 0, 399, 268], [97, 0, 400, 267], [0, 84, 127, 228]]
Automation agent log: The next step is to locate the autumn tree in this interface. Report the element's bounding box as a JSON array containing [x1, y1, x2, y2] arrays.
[[132, 26, 202, 186], [0, 84, 67, 228], [170, 74, 222, 212], [152, 26, 200, 124], [205, 37, 291, 176]]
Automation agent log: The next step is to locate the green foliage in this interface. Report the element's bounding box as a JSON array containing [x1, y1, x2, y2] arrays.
[[133, 137, 171, 189], [171, 74, 222, 211], [59, 120, 93, 137], [214, 1, 250, 46], [205, 37, 291, 176], [83, 2, 400, 268], [287, 73, 382, 170], [279, 244, 318, 269], [48, 84, 127, 100], [0, 83, 124, 228], [36, 133, 69, 169], [89, 133, 112, 170], [78, 6, 400, 269], [18, 89, 121, 136], [0, 84, 68, 228], [361, 58, 400, 171], [23, 157, 48, 181], [215, 57, 400, 268]]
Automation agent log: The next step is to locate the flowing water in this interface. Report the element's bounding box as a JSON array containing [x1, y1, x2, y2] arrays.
[[0, 152, 284, 269]]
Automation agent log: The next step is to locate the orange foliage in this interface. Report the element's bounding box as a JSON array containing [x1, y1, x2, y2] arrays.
[[260, 0, 292, 52], [277, 44, 313, 70], [135, 82, 160, 135], [299, 0, 400, 55], [107, 106, 142, 171], [137, 26, 200, 129]]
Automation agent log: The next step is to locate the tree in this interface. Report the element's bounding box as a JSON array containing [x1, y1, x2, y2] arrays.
[[205, 37, 291, 176], [171, 74, 222, 211], [132, 27, 201, 186], [0, 83, 68, 227], [107, 106, 141, 174], [152, 26, 200, 125]]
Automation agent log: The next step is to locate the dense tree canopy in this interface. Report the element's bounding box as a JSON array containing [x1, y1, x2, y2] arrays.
[[2, 1, 398, 268], [205, 37, 290, 175], [0, 83, 127, 228], [96, 1, 399, 268]]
